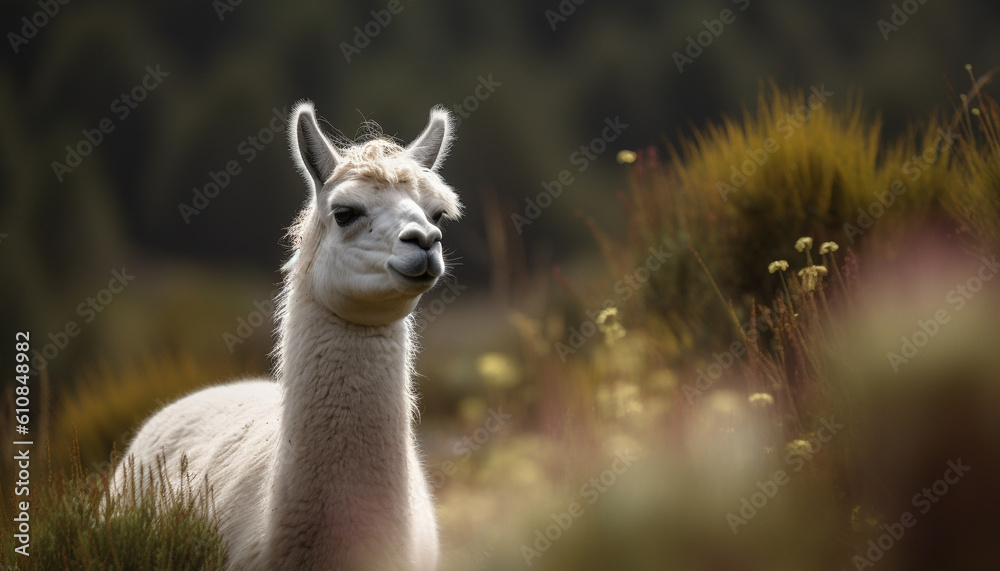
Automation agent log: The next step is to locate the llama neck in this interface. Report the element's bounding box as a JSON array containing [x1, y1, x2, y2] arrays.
[[268, 292, 417, 568]]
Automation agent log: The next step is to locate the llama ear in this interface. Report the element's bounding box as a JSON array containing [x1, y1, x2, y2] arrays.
[[291, 101, 341, 196], [406, 106, 453, 171]]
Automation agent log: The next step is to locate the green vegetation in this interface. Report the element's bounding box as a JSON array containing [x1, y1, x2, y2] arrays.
[[1, 442, 225, 570], [435, 72, 999, 570]]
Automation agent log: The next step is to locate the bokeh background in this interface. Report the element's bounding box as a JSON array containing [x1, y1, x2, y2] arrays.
[[3, 0, 1000, 569]]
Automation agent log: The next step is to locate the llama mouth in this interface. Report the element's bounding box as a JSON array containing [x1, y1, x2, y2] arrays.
[[387, 253, 443, 285], [389, 265, 437, 283]]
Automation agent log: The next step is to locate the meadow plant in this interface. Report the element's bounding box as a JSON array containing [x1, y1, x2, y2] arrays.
[[1, 438, 225, 570]]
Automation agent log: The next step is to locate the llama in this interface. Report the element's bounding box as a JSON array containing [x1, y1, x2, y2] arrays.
[[112, 102, 462, 570]]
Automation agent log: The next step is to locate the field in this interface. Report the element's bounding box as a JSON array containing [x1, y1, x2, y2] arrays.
[[4, 77, 1000, 570]]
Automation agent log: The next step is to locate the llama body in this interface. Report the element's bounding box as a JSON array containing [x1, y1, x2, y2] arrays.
[[114, 102, 461, 570]]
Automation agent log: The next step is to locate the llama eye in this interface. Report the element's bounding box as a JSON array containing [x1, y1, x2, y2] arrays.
[[432, 211, 444, 224], [333, 206, 361, 227]]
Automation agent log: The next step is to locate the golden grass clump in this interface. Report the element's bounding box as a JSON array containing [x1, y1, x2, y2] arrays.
[[0, 438, 226, 570], [616, 82, 982, 352], [944, 67, 1000, 251]]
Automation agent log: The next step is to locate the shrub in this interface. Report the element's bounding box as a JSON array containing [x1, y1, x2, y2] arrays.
[[1, 440, 226, 570]]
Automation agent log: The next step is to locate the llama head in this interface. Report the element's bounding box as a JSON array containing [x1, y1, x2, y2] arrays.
[[287, 102, 463, 325]]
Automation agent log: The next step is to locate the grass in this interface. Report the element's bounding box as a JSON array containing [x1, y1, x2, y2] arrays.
[[944, 68, 1000, 250], [609, 81, 993, 354], [433, 71, 1000, 569], [0, 439, 226, 570], [47, 353, 247, 477]]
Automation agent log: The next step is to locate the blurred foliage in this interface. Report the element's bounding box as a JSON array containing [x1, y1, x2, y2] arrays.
[[49, 353, 253, 476], [430, 77, 1000, 569], [432, 240, 1000, 570]]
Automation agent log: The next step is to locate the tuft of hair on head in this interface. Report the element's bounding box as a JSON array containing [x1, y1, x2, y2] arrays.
[[354, 117, 388, 144]]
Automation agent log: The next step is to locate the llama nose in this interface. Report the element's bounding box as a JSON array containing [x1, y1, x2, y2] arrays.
[[398, 224, 441, 250]]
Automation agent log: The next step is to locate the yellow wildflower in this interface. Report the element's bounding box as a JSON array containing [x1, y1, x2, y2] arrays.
[[616, 150, 637, 164], [476, 352, 519, 388], [797, 265, 828, 292], [785, 439, 813, 457], [596, 307, 626, 346], [768, 260, 789, 274]]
